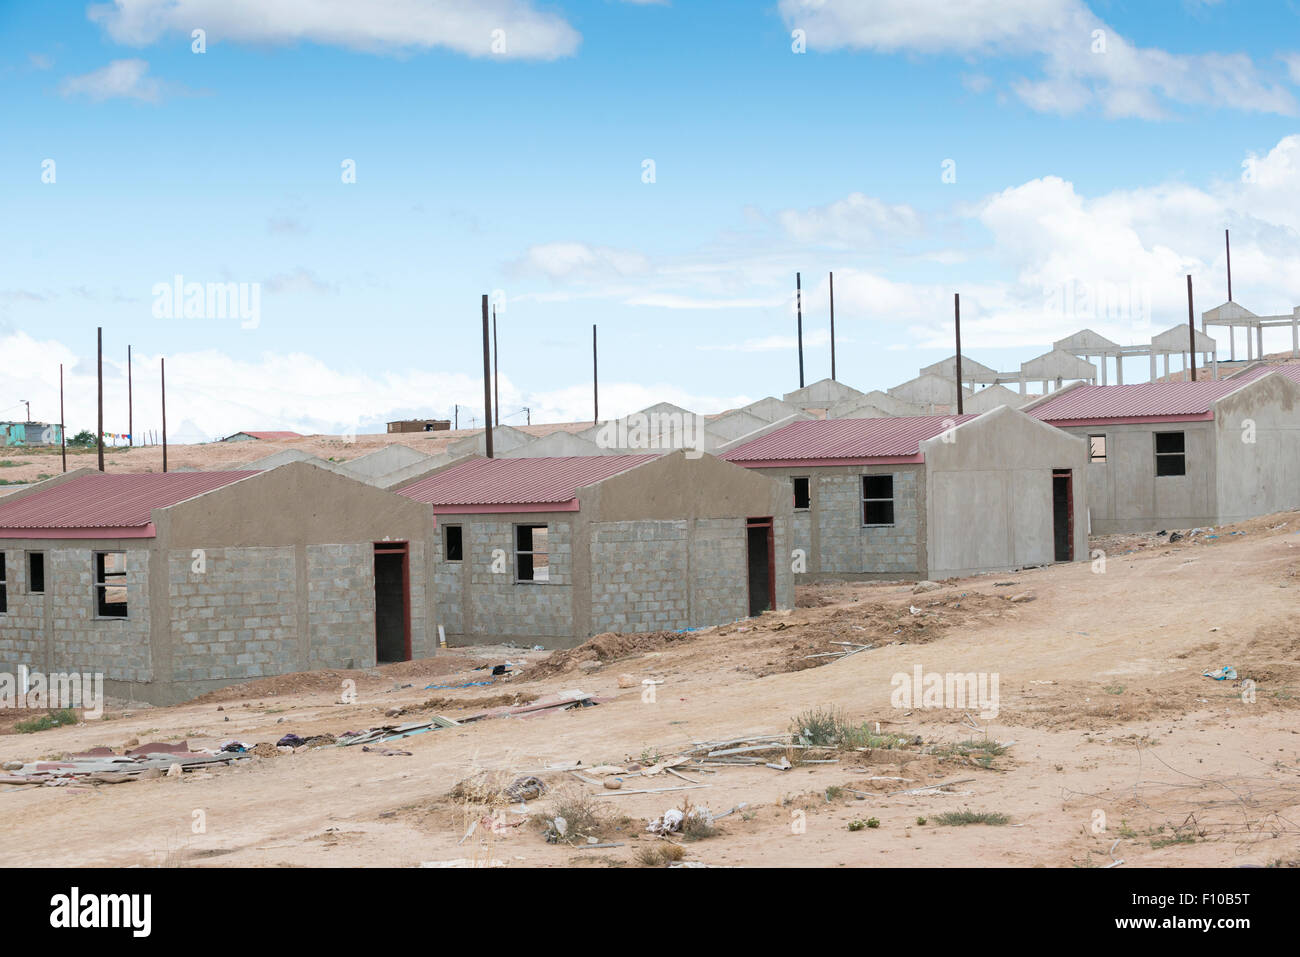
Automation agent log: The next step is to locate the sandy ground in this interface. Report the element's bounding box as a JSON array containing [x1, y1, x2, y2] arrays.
[[1, 511, 1298, 868]]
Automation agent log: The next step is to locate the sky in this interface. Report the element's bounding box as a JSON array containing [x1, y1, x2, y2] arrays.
[[4, 0, 1300, 442]]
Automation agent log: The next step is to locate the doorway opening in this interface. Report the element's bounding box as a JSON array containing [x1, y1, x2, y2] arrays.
[[373, 541, 411, 663], [1052, 470, 1073, 562], [745, 517, 775, 617]]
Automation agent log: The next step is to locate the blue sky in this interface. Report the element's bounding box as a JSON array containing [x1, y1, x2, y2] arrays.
[[4, 0, 1300, 440]]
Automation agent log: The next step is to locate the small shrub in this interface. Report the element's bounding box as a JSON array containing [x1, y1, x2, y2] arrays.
[[934, 809, 1010, 827], [15, 709, 78, 734]]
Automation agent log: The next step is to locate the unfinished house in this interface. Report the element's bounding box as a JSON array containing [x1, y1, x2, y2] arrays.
[[396, 452, 793, 646], [0, 463, 434, 704], [723, 406, 1088, 581], [1025, 367, 1300, 532]]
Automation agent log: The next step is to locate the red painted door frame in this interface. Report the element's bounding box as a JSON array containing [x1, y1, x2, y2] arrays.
[[745, 516, 776, 615], [373, 541, 411, 661]]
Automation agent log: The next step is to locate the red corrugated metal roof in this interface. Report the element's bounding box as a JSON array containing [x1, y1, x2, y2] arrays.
[[0, 472, 257, 534], [396, 455, 659, 509], [1027, 366, 1299, 422], [722, 414, 977, 464]]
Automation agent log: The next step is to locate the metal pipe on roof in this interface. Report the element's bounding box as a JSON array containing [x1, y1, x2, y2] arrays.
[[97, 327, 104, 472], [59, 363, 66, 473], [1225, 229, 1232, 303], [829, 271, 836, 381], [492, 305, 500, 428], [127, 344, 133, 447], [481, 295, 494, 458], [796, 272, 804, 389], [161, 357, 168, 473], [1187, 274, 1197, 382], [592, 324, 599, 424], [954, 293, 964, 415]]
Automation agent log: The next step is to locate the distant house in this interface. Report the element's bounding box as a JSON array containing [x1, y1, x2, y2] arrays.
[[387, 419, 451, 433], [724, 406, 1088, 581], [221, 431, 303, 442], [1025, 366, 1300, 532], [1, 422, 63, 447]]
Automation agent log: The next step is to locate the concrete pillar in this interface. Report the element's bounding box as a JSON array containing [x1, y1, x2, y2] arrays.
[[1292, 316, 1298, 357], [1229, 327, 1235, 361], [1116, 355, 1124, 385], [1100, 355, 1108, 385], [1150, 353, 1157, 382], [1211, 350, 1218, 380], [1257, 324, 1264, 358], [1018, 374, 1026, 396], [1162, 354, 1169, 379]]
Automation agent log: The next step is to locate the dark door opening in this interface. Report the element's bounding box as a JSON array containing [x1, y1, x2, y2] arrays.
[[1052, 470, 1073, 562], [374, 542, 411, 663], [745, 518, 775, 617]]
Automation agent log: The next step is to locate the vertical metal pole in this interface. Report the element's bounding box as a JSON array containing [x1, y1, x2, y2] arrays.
[[481, 295, 493, 458], [1187, 274, 1197, 382], [592, 324, 599, 423], [97, 327, 104, 471], [829, 271, 836, 381], [59, 363, 66, 473], [954, 293, 964, 415], [161, 357, 168, 473], [492, 306, 500, 428], [127, 344, 133, 447], [1225, 229, 1232, 302], [796, 272, 804, 388]]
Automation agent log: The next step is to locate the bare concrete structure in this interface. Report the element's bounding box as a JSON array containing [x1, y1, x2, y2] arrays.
[[887, 374, 971, 414], [397, 452, 794, 646], [784, 378, 866, 411], [1202, 300, 1300, 362], [1025, 367, 1300, 532], [723, 407, 1088, 581], [0, 463, 435, 704]]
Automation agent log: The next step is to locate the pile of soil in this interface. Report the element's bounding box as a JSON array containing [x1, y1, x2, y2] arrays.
[[528, 630, 701, 678]]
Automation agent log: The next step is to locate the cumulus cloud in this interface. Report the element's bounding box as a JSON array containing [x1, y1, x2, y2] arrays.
[[59, 58, 164, 102], [88, 0, 581, 60], [508, 242, 651, 282], [778, 0, 1295, 118], [777, 192, 923, 247]]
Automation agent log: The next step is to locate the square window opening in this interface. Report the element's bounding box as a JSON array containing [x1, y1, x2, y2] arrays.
[[792, 476, 810, 510], [515, 525, 550, 582], [1155, 431, 1186, 477], [94, 551, 129, 618], [863, 474, 896, 526], [444, 524, 463, 562]]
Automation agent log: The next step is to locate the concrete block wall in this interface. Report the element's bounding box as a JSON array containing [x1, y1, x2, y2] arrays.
[[49, 547, 152, 682], [772, 515, 795, 608], [817, 469, 922, 575], [0, 548, 44, 675], [467, 519, 574, 639], [688, 518, 749, 626], [433, 527, 464, 635], [590, 520, 691, 632], [167, 546, 299, 682], [307, 543, 376, 668], [405, 540, 432, 658]]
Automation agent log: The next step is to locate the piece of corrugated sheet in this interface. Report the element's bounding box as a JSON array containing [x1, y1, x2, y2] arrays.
[[722, 414, 976, 462], [396, 455, 659, 507], [0, 471, 256, 530]]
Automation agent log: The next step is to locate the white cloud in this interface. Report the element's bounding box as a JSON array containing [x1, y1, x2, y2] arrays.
[[88, 0, 581, 60], [699, 329, 833, 353], [777, 192, 923, 246], [508, 242, 651, 282], [778, 0, 1296, 118], [59, 58, 163, 103]]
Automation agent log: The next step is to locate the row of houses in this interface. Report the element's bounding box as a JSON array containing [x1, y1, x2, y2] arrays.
[[1, 365, 1297, 704]]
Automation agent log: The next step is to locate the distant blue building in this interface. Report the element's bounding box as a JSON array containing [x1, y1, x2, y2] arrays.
[[0, 422, 63, 447]]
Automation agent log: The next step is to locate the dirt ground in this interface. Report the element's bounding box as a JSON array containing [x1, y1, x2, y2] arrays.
[[1, 511, 1298, 869]]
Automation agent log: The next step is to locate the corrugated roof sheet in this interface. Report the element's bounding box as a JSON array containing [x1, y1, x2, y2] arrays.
[[0, 472, 256, 532], [396, 455, 660, 508], [1028, 366, 1300, 422], [722, 414, 977, 463]]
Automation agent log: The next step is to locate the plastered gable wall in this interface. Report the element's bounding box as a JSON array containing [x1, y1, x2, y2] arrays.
[[921, 408, 1088, 577], [1059, 420, 1216, 532], [1212, 375, 1300, 523]]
